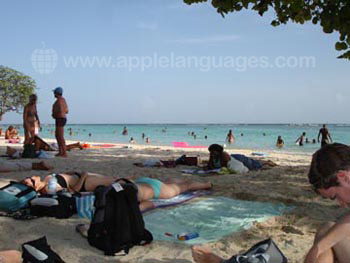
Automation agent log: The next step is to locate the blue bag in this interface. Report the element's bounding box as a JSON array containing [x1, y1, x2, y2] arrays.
[[0, 182, 37, 212]]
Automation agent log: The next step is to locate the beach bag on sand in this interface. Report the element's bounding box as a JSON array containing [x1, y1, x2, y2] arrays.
[[0, 182, 37, 212], [29, 192, 77, 219], [22, 236, 65, 263], [22, 143, 37, 158], [227, 238, 287, 263], [88, 178, 153, 255]]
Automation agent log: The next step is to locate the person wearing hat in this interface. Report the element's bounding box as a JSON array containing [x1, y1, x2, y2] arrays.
[[52, 87, 68, 157]]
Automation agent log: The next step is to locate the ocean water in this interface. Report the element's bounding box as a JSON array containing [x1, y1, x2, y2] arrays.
[[2, 123, 350, 153]]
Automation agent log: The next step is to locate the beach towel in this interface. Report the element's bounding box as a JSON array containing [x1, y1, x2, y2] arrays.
[[181, 168, 221, 175], [76, 190, 211, 220], [144, 197, 292, 244], [90, 144, 117, 148], [143, 190, 211, 213], [172, 142, 206, 149]]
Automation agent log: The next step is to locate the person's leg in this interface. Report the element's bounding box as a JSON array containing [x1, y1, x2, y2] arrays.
[[57, 126, 67, 156], [24, 127, 30, 144], [192, 246, 223, 263], [0, 250, 22, 263], [159, 179, 212, 199], [55, 125, 60, 155]]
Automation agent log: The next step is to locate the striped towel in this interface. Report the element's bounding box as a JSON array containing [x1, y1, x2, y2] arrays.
[[75, 194, 95, 220]]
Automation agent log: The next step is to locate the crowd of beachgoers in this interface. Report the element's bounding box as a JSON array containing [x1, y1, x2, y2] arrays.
[[0, 89, 348, 263]]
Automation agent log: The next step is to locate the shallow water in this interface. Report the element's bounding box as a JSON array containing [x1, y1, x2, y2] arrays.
[[3, 123, 349, 153]]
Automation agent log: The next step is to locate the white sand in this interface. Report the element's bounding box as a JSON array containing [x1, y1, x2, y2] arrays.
[[0, 138, 344, 263]]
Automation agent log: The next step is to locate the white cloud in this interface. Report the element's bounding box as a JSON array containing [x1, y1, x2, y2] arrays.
[[137, 22, 158, 31], [166, 35, 240, 44]]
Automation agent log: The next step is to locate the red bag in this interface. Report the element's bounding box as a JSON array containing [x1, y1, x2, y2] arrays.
[[184, 156, 201, 166]]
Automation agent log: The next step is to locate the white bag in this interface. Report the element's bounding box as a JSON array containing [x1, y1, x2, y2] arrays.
[[228, 158, 249, 173]]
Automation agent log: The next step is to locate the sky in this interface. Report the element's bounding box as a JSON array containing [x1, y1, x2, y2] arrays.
[[1, 0, 350, 124]]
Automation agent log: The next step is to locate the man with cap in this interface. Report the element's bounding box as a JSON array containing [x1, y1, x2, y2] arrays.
[[52, 87, 68, 157]]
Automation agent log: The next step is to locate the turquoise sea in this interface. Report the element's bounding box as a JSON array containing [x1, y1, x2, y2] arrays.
[[2, 124, 349, 153]]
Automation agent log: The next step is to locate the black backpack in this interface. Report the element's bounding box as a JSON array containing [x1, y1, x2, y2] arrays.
[[29, 192, 77, 219], [22, 236, 65, 263], [87, 178, 153, 255], [22, 143, 37, 158]]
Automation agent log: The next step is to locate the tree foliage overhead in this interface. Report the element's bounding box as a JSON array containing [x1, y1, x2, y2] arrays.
[[0, 66, 36, 120], [184, 0, 350, 59]]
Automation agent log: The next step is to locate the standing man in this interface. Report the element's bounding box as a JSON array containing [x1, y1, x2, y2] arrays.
[[318, 124, 333, 147], [52, 87, 68, 157]]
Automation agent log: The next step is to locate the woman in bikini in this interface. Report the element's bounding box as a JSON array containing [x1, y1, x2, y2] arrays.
[[22, 173, 212, 210], [23, 94, 40, 144], [22, 172, 120, 194]]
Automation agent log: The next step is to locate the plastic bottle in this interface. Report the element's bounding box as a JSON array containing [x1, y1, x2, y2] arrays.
[[47, 174, 57, 195], [176, 232, 199, 241]]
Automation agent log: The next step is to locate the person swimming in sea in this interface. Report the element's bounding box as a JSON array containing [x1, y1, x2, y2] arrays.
[[226, 129, 235, 144], [276, 135, 284, 148], [296, 132, 306, 146]]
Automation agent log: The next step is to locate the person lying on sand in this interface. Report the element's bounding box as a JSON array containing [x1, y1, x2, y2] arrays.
[[207, 144, 276, 171], [0, 160, 52, 172], [305, 143, 350, 263], [75, 176, 212, 236], [22, 172, 123, 194], [23, 173, 212, 208], [33, 136, 83, 152]]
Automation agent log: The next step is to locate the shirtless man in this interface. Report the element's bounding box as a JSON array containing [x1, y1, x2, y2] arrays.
[[52, 87, 68, 157], [23, 94, 40, 144], [318, 124, 332, 147]]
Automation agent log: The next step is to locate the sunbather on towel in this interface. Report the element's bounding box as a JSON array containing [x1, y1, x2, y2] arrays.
[[207, 144, 231, 169], [22, 172, 123, 194], [75, 176, 212, 236], [33, 136, 83, 152], [305, 143, 350, 263], [0, 160, 51, 172]]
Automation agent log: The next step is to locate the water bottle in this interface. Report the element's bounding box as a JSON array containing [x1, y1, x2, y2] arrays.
[[47, 174, 58, 195], [176, 232, 199, 241]]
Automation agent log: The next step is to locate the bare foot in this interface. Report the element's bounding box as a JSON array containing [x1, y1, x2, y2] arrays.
[[76, 224, 88, 238], [191, 245, 224, 263], [32, 161, 52, 170]]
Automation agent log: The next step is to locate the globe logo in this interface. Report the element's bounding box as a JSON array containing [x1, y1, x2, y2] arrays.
[[31, 42, 58, 74]]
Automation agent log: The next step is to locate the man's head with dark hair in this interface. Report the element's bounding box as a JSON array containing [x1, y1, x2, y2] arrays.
[[309, 143, 350, 207]]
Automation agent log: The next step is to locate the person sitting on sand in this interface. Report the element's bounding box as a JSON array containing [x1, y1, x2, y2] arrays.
[[207, 144, 231, 169], [5, 126, 19, 140], [305, 143, 350, 263], [0, 159, 51, 172], [129, 137, 136, 144], [276, 135, 284, 148], [145, 137, 151, 144]]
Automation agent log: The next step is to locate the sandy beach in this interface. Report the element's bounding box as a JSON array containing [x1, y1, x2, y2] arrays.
[[0, 138, 345, 263]]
